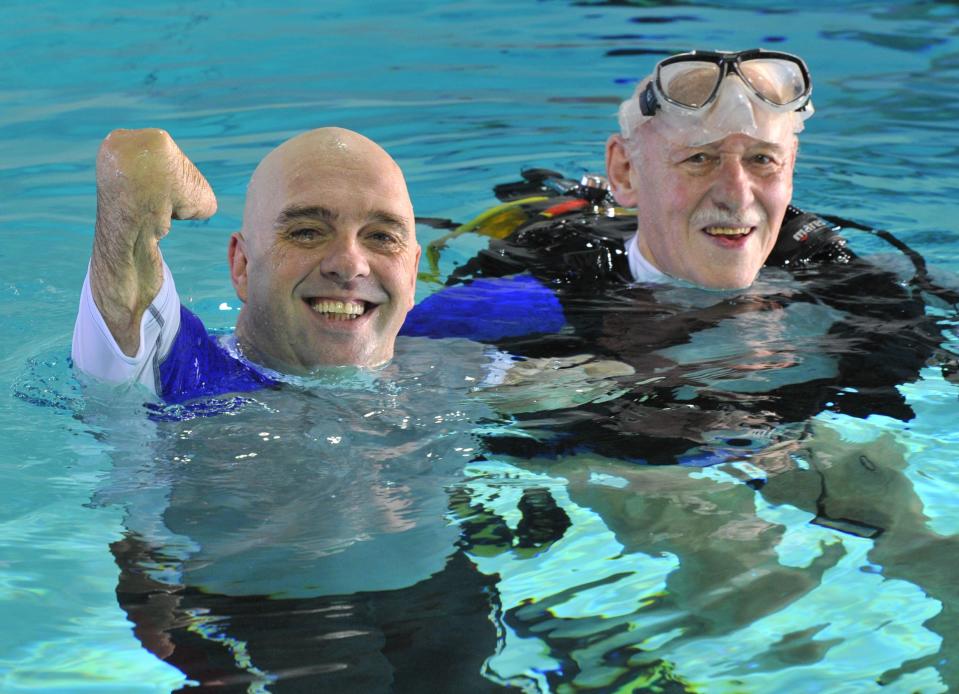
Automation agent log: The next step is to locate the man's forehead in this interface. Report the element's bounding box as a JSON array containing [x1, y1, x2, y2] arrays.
[[259, 152, 412, 215]]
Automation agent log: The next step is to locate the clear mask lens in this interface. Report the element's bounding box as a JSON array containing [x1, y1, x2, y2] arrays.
[[738, 58, 807, 106], [659, 61, 722, 108]]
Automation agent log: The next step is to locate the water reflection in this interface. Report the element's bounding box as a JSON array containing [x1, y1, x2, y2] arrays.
[[82, 283, 959, 691], [463, 421, 949, 691], [93, 337, 514, 690]]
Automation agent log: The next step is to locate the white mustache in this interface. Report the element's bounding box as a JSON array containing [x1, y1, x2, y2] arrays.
[[691, 207, 766, 229]]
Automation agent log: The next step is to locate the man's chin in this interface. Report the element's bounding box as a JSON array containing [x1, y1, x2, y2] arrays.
[[701, 253, 763, 289], [299, 339, 395, 372], [687, 265, 761, 291], [241, 341, 390, 374]]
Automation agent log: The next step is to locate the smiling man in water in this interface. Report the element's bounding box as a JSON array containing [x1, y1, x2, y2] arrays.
[[73, 127, 421, 399], [604, 49, 813, 289]]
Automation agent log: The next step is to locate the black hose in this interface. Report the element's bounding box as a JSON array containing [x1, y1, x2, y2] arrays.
[[819, 213, 959, 310]]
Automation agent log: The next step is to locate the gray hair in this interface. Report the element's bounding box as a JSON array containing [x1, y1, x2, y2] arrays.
[[617, 77, 652, 142]]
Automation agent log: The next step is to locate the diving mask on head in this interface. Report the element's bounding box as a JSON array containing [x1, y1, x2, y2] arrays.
[[622, 49, 814, 147]]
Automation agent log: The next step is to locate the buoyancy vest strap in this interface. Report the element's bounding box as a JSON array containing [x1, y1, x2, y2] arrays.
[[765, 205, 856, 267]]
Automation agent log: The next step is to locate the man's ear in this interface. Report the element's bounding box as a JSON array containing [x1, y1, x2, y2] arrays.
[[605, 134, 639, 208], [228, 232, 249, 303], [408, 244, 422, 309]]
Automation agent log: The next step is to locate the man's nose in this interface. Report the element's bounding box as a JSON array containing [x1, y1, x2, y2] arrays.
[[711, 157, 755, 212], [319, 234, 370, 283]]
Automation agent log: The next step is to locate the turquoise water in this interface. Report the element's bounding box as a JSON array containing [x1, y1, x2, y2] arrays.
[[3, 1, 959, 691]]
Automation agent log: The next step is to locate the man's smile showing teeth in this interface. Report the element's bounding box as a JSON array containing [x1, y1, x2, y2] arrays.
[[309, 298, 368, 320], [704, 226, 752, 237]]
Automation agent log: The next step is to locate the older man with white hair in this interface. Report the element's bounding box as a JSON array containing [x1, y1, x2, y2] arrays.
[[418, 49, 847, 306], [604, 48, 815, 289]]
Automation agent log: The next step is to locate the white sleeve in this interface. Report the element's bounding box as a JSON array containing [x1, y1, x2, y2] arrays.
[[71, 261, 182, 396]]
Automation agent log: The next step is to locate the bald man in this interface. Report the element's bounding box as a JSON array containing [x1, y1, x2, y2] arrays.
[[72, 128, 421, 401]]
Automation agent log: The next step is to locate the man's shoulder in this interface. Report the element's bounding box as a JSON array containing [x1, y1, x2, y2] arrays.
[[159, 307, 277, 403]]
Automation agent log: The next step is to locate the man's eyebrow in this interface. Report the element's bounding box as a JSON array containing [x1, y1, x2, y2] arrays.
[[273, 206, 412, 234], [752, 140, 789, 151], [671, 139, 791, 155], [275, 205, 337, 228], [368, 210, 413, 234]]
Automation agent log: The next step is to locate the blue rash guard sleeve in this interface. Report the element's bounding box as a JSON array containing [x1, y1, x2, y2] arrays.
[[401, 275, 566, 342], [158, 306, 278, 404]]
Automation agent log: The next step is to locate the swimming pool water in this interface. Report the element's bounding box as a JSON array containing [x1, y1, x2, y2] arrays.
[[3, 1, 959, 691]]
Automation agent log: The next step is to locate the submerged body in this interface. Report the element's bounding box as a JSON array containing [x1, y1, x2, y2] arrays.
[[94, 336, 510, 689]]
